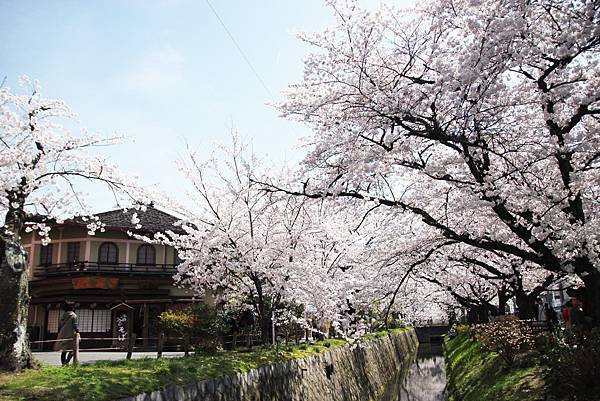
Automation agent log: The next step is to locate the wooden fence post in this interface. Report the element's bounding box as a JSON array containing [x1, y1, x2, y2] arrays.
[[73, 332, 80, 366], [183, 334, 190, 357], [126, 334, 136, 360], [157, 332, 164, 359]]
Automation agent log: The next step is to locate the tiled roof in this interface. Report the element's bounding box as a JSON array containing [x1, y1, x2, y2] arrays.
[[68, 205, 185, 234]]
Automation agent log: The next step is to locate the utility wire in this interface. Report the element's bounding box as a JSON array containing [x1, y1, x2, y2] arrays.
[[204, 0, 305, 167], [204, 0, 275, 102]]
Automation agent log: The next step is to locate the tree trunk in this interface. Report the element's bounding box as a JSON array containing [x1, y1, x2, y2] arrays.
[[515, 290, 536, 320], [582, 271, 600, 327], [498, 292, 509, 316], [0, 237, 34, 371], [251, 277, 271, 345], [467, 305, 489, 323], [261, 313, 272, 345], [254, 299, 273, 345], [497, 285, 513, 316]]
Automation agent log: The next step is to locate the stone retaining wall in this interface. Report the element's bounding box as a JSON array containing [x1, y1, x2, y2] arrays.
[[116, 328, 419, 401]]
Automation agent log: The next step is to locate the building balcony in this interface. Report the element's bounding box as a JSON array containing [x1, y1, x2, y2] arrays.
[[33, 262, 179, 278]]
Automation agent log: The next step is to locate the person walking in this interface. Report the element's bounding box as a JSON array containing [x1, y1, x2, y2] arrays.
[[536, 298, 547, 322], [562, 301, 572, 331], [53, 302, 79, 366]]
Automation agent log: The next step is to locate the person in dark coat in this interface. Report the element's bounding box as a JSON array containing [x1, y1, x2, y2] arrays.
[[569, 297, 589, 341], [570, 297, 586, 327], [53, 302, 79, 366], [545, 304, 558, 329]]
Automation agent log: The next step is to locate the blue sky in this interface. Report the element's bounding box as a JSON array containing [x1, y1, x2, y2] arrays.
[[1, 0, 413, 211]]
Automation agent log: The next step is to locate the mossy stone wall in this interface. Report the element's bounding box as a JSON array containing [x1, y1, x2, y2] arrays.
[[116, 328, 418, 401]]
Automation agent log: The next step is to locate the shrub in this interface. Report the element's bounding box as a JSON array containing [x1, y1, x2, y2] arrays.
[[454, 324, 471, 335], [543, 328, 600, 401], [471, 321, 535, 366], [273, 301, 306, 342], [159, 304, 237, 352], [159, 308, 196, 336], [387, 319, 406, 329]]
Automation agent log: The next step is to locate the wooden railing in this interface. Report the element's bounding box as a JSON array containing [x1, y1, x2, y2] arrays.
[[33, 262, 178, 278], [30, 332, 269, 360], [413, 319, 450, 327]]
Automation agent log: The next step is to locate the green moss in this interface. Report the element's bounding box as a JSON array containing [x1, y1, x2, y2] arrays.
[[445, 333, 547, 401], [362, 326, 409, 341], [0, 337, 356, 401]]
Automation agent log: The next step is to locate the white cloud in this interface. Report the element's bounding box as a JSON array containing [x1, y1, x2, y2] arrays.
[[125, 45, 185, 92]]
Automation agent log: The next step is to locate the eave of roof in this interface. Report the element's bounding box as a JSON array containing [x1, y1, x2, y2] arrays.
[[64, 205, 186, 235]]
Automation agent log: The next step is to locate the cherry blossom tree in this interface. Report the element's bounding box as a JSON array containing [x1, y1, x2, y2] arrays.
[[146, 137, 432, 339], [0, 77, 147, 371], [144, 138, 319, 344], [289, 198, 395, 332], [418, 243, 574, 320], [290, 198, 461, 330], [278, 0, 600, 323]]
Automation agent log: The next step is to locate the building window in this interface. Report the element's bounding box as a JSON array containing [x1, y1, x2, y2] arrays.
[[66, 242, 80, 264], [39, 244, 53, 266], [92, 309, 112, 332], [136, 244, 156, 265], [73, 308, 112, 333], [98, 242, 118, 264], [47, 309, 60, 333], [76, 309, 93, 332]]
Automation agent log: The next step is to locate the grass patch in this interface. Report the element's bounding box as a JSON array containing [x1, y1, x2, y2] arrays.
[[0, 329, 407, 401], [445, 333, 547, 401], [0, 338, 354, 401]]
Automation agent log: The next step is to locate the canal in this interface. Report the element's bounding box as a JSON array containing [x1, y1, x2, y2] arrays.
[[380, 343, 447, 401]]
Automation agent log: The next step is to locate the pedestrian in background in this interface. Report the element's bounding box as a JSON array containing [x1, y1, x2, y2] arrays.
[[562, 300, 572, 331], [545, 303, 558, 330], [570, 297, 586, 334], [536, 298, 547, 322], [53, 302, 79, 366]]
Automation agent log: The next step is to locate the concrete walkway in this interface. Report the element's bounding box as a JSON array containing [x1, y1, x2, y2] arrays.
[[33, 351, 189, 366]]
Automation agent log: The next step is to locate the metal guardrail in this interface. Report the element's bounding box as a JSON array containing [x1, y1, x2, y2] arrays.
[[33, 262, 178, 278]]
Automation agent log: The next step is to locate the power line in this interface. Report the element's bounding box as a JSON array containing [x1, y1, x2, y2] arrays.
[[204, 0, 275, 102], [203, 0, 306, 165]]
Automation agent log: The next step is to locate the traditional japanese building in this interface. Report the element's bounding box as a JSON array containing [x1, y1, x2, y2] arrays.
[[24, 206, 196, 350]]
